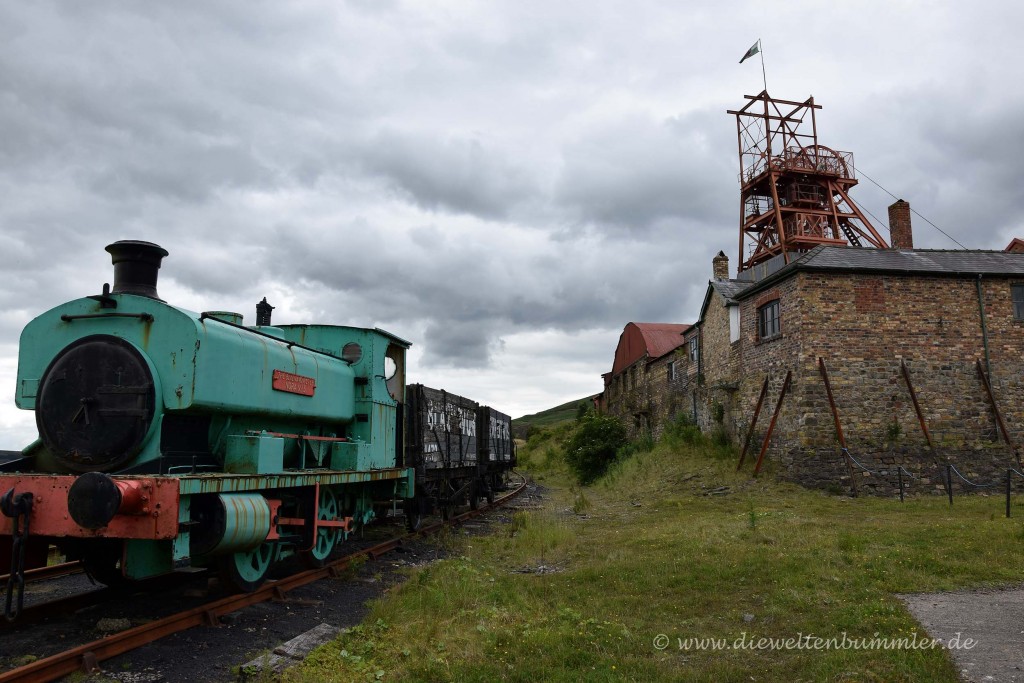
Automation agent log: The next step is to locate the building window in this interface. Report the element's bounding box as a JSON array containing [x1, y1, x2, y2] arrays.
[[667, 361, 676, 382], [688, 336, 699, 362], [758, 300, 781, 340], [729, 306, 741, 343], [1013, 284, 1024, 320]]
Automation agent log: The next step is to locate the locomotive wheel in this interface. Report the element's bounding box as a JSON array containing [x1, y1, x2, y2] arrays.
[[218, 542, 274, 592], [300, 487, 341, 569]]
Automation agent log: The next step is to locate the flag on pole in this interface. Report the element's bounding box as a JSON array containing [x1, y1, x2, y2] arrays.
[[739, 40, 760, 64]]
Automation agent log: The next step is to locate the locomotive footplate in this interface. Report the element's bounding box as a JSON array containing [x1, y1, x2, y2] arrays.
[[175, 467, 414, 497], [0, 467, 415, 542]]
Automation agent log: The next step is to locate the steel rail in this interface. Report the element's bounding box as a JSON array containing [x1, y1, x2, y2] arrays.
[[0, 560, 81, 585], [0, 475, 527, 683], [0, 569, 203, 631]]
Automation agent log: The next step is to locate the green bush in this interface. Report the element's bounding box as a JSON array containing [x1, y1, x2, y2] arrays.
[[564, 414, 628, 485], [616, 430, 655, 461], [662, 412, 705, 447]]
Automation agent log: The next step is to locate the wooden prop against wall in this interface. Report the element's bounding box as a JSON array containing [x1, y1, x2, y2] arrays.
[[753, 370, 792, 476], [736, 375, 770, 472], [899, 359, 939, 465], [817, 358, 858, 496], [976, 359, 1021, 467]]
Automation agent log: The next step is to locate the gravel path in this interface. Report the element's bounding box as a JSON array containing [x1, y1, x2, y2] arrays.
[[902, 586, 1024, 682]]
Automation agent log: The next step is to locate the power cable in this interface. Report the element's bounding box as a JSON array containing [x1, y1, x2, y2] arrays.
[[857, 168, 969, 250]]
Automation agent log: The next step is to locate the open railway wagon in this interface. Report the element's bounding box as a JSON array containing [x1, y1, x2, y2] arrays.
[[403, 385, 515, 528]]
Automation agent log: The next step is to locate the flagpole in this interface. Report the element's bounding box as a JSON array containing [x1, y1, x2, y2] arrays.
[[758, 39, 767, 93]]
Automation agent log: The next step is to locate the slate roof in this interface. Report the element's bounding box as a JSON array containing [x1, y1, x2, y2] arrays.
[[799, 246, 1024, 275], [735, 245, 1024, 300], [709, 278, 750, 303]]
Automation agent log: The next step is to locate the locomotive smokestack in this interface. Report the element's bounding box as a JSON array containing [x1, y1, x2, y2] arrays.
[[105, 240, 169, 301], [256, 297, 274, 326]]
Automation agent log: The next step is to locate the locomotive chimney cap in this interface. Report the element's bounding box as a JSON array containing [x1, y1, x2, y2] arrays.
[[105, 240, 169, 301]]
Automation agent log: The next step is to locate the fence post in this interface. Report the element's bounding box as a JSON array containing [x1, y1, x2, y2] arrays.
[[946, 465, 953, 506], [898, 468, 904, 503], [1007, 470, 1012, 519]]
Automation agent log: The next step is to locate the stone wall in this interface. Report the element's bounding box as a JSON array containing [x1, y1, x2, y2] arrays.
[[722, 271, 1024, 494], [692, 288, 741, 437], [604, 349, 699, 441]]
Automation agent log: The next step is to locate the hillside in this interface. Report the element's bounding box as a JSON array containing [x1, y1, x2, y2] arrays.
[[512, 396, 592, 437]]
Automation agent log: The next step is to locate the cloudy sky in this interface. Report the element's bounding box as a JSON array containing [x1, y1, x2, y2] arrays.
[[1, 1, 1022, 447]]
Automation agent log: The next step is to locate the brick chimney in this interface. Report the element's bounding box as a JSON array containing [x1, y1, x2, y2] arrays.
[[888, 200, 913, 249], [712, 250, 729, 280]]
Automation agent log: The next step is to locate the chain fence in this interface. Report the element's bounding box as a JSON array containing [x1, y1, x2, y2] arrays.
[[839, 447, 1024, 515]]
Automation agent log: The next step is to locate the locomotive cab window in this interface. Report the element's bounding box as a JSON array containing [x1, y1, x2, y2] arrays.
[[342, 342, 362, 364], [385, 343, 405, 400]]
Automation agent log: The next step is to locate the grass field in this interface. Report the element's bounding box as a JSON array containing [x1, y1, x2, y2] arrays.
[[290, 430, 1024, 682]]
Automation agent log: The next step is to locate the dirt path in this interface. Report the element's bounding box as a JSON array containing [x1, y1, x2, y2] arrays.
[[902, 586, 1024, 682]]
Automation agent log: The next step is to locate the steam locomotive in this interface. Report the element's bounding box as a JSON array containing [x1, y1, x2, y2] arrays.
[[0, 241, 514, 617]]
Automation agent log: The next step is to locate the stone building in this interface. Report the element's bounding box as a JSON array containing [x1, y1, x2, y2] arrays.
[[597, 204, 1024, 494], [597, 322, 691, 438]]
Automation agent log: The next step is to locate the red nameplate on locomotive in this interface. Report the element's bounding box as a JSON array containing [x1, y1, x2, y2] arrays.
[[272, 370, 316, 396]]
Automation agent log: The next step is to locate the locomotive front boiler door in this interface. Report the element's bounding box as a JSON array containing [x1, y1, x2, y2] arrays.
[[36, 335, 156, 472]]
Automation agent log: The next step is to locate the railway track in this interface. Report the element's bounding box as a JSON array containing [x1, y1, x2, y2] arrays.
[[0, 474, 527, 683], [0, 561, 81, 586]]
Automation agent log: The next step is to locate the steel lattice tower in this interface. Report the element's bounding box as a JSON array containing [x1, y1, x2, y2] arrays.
[[728, 92, 888, 273]]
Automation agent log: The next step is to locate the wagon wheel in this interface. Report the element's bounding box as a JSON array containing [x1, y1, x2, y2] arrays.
[[218, 542, 275, 592], [403, 497, 424, 532], [300, 487, 342, 569], [469, 480, 479, 511], [439, 478, 458, 521], [82, 544, 129, 587]]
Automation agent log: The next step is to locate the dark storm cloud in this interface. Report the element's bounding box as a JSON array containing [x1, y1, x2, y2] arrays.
[[260, 217, 708, 368], [359, 129, 539, 219], [555, 109, 735, 234], [422, 319, 495, 367]]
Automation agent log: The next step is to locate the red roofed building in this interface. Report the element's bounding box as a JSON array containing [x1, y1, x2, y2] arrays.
[[1006, 238, 1024, 253], [596, 322, 695, 436], [610, 323, 691, 376]]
